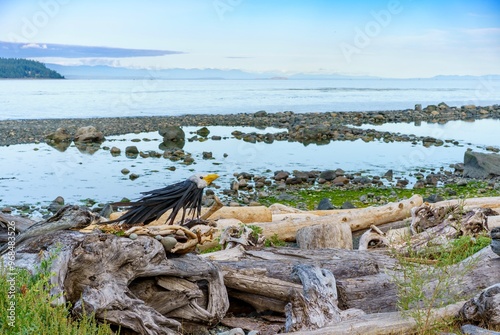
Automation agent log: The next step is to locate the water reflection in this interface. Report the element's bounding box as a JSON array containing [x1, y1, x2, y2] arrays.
[[0, 123, 497, 206]]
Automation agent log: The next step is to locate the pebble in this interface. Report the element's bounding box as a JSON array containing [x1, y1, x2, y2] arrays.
[[129, 233, 138, 240]]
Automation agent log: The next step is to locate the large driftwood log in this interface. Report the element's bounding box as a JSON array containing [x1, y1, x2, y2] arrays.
[[199, 195, 423, 251], [7, 229, 229, 335], [204, 246, 500, 316]]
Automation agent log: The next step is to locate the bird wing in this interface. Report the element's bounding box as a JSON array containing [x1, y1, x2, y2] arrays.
[[110, 180, 204, 225]]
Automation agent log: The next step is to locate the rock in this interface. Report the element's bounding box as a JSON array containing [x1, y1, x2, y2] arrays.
[[202, 151, 213, 159], [341, 201, 356, 209], [274, 170, 290, 181], [383, 169, 393, 181], [196, 127, 210, 137], [160, 236, 178, 252], [423, 194, 444, 203], [254, 110, 267, 117], [319, 170, 336, 181], [121, 168, 130, 175], [491, 227, 500, 257], [99, 204, 114, 218], [125, 146, 139, 157], [159, 126, 185, 142], [212, 135, 222, 140], [463, 151, 500, 179], [110, 147, 121, 156], [129, 173, 139, 180], [332, 176, 349, 185], [486, 146, 500, 153], [414, 104, 422, 112], [74, 126, 104, 143], [317, 198, 334, 210], [1, 207, 13, 213], [45, 127, 72, 143], [48, 196, 65, 213]]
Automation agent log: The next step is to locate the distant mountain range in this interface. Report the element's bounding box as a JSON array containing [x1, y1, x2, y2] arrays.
[[45, 64, 380, 80], [45, 64, 500, 80]]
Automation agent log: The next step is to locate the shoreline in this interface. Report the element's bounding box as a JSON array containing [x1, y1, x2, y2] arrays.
[[1, 103, 499, 146]]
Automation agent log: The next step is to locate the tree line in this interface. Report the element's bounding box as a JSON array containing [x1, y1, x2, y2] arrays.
[[0, 58, 64, 79]]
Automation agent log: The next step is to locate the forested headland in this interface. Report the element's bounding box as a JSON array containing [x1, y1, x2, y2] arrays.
[[0, 58, 64, 79]]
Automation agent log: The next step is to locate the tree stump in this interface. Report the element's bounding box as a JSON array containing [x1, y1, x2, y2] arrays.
[[296, 222, 352, 250]]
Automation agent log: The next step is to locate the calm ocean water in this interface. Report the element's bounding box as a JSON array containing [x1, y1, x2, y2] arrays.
[[1, 78, 499, 209], [1, 78, 499, 120]]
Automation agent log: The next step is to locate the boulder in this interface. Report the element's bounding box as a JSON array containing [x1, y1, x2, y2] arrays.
[[45, 127, 72, 143], [463, 151, 500, 179], [317, 198, 334, 210], [196, 127, 210, 137], [159, 126, 185, 142], [74, 126, 104, 143]]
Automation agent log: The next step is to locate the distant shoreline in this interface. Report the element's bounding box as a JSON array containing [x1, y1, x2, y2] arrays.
[[0, 104, 499, 146]]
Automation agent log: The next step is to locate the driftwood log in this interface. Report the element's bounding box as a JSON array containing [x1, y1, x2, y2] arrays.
[[3, 196, 500, 334], [6, 215, 229, 335]]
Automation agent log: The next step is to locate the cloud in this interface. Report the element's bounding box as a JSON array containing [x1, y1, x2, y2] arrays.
[[20, 43, 47, 49], [0, 41, 183, 58]]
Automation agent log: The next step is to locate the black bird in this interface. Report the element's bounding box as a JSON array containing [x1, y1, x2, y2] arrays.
[[109, 173, 219, 225]]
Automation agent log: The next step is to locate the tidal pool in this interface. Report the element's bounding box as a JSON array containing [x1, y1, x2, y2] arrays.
[[1, 121, 497, 207]]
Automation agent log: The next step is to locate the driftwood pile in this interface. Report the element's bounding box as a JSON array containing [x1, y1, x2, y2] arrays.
[[1, 195, 500, 334]]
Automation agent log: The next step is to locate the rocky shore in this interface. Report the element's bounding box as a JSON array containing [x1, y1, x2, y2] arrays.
[[1, 102, 500, 217], [1, 102, 499, 146]]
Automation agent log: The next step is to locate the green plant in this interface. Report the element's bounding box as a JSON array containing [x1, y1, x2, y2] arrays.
[[265, 233, 286, 247], [0, 247, 115, 335], [390, 233, 482, 334]]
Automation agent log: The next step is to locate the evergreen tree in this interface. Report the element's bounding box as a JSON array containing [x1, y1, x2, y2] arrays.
[[0, 58, 64, 79]]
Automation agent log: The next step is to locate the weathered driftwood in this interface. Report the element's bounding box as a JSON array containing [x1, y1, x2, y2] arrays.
[[110, 205, 272, 225], [284, 264, 342, 332], [459, 283, 500, 327], [281, 301, 466, 335], [199, 195, 423, 251], [0, 205, 102, 255], [393, 205, 498, 254], [7, 230, 229, 335], [296, 221, 352, 250], [431, 196, 500, 210], [358, 225, 390, 250], [204, 246, 500, 317], [461, 324, 500, 335]]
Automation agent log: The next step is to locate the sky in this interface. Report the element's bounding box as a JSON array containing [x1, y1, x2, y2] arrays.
[[0, 0, 499, 78]]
